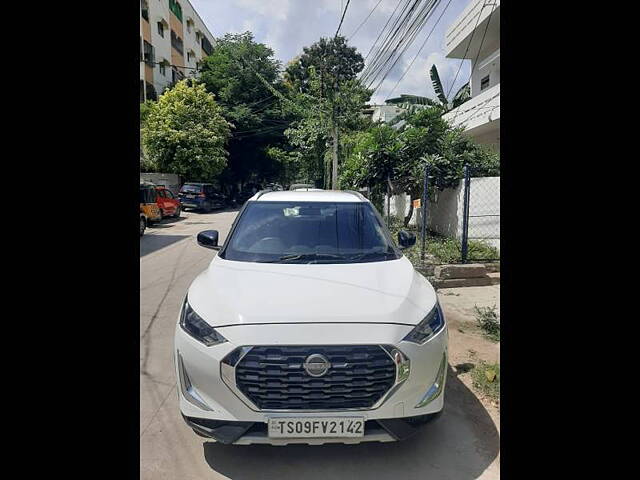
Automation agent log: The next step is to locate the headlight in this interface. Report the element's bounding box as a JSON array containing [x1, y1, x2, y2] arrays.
[[403, 303, 445, 344], [180, 298, 227, 347]]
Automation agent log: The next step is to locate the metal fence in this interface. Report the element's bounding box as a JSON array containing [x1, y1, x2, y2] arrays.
[[386, 165, 500, 265]]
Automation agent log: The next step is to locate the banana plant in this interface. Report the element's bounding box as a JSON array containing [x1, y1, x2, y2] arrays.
[[385, 65, 471, 126], [430, 64, 470, 111]]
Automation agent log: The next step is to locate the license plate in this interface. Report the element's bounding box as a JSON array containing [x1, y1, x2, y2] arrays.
[[268, 417, 365, 438], [186, 194, 195, 199]]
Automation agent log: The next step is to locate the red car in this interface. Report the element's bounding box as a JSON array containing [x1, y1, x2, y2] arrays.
[[155, 187, 182, 219]]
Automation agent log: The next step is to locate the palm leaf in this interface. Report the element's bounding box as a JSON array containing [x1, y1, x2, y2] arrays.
[[430, 65, 449, 107], [452, 82, 471, 108]]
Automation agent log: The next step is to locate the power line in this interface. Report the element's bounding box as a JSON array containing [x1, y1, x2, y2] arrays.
[[335, 0, 352, 38], [363, 0, 441, 94], [362, 0, 415, 70], [143, 60, 200, 71], [363, 0, 407, 63], [382, 0, 455, 101], [361, 0, 436, 87], [348, 0, 385, 40], [451, 0, 497, 123], [445, 0, 487, 99]]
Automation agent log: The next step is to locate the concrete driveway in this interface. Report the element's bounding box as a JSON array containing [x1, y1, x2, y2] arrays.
[[140, 209, 500, 479]]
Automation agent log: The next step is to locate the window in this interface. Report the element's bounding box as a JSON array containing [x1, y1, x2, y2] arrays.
[[157, 22, 164, 37], [187, 51, 193, 62], [146, 82, 157, 101], [171, 30, 184, 55], [159, 62, 166, 76], [172, 67, 184, 83], [169, 0, 183, 22], [220, 202, 400, 264], [165, 190, 175, 199], [180, 184, 203, 194], [480, 75, 490, 91], [201, 36, 213, 56], [140, 80, 145, 103], [143, 40, 155, 65], [141, 0, 149, 21]]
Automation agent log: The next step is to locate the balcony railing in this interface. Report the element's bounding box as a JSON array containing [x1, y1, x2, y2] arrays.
[[444, 83, 500, 132], [171, 30, 184, 55]]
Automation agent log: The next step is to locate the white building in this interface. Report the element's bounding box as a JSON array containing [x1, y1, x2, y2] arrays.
[[140, 0, 215, 101], [443, 0, 500, 151]]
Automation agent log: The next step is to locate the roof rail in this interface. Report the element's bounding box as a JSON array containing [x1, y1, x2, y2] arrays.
[[253, 189, 273, 200], [343, 190, 368, 201]]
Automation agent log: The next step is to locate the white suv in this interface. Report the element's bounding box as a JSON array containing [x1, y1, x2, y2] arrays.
[[174, 190, 447, 445]]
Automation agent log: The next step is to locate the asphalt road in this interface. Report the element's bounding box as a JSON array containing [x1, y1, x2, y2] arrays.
[[140, 208, 500, 480]]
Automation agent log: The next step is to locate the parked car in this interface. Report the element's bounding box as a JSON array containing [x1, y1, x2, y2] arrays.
[[155, 186, 182, 219], [178, 183, 226, 212], [140, 183, 161, 223], [140, 211, 147, 236], [175, 190, 447, 445]]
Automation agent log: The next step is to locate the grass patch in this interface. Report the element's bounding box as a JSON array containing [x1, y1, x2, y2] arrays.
[[386, 218, 499, 265], [471, 361, 500, 403], [474, 305, 500, 341]]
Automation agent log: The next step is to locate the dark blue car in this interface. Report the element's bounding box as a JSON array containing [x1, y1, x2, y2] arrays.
[[178, 183, 226, 212]]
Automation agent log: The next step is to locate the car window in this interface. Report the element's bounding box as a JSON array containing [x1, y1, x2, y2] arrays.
[[156, 189, 166, 198], [165, 190, 174, 199], [140, 188, 157, 203], [221, 202, 400, 264], [181, 185, 202, 193]]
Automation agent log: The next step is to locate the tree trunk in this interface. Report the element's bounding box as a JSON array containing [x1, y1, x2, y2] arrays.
[[404, 202, 413, 227]]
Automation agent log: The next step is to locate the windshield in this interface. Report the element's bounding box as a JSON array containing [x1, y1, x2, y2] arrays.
[[220, 201, 400, 264], [180, 184, 203, 193], [140, 188, 157, 203]]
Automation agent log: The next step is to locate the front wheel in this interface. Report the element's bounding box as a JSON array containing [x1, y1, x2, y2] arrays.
[[140, 217, 146, 236], [173, 206, 181, 218]]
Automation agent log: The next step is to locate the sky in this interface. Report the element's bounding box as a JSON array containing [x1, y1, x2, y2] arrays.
[[190, 0, 472, 105]]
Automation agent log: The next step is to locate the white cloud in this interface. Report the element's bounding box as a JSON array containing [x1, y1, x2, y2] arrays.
[[190, 0, 473, 103]]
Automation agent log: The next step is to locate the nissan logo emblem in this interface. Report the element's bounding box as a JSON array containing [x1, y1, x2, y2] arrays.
[[303, 353, 331, 377]]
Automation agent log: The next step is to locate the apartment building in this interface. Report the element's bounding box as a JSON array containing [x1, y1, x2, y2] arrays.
[[140, 0, 215, 102], [443, 0, 500, 151]]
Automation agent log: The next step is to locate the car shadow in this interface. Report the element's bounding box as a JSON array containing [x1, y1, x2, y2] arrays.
[[201, 366, 499, 480], [147, 216, 188, 228], [140, 234, 190, 257]]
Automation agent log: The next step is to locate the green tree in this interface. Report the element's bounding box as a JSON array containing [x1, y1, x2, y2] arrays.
[[140, 100, 157, 172], [284, 67, 372, 188], [141, 80, 231, 181], [197, 32, 292, 188], [341, 105, 499, 226], [284, 36, 365, 94]]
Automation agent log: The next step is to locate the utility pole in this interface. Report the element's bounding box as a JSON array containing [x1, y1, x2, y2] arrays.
[[331, 124, 339, 190], [331, 80, 339, 190]]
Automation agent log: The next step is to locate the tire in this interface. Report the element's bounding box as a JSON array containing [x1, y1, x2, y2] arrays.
[[140, 217, 146, 236], [159, 208, 165, 220], [173, 206, 181, 218]]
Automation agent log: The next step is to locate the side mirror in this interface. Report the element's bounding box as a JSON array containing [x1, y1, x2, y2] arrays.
[[197, 230, 220, 250], [398, 230, 416, 249]]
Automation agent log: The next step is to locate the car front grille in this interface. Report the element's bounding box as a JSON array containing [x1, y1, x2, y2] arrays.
[[235, 345, 396, 410]]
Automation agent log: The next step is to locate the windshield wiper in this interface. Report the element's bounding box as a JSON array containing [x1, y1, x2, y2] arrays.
[[278, 253, 346, 262], [347, 251, 396, 262]]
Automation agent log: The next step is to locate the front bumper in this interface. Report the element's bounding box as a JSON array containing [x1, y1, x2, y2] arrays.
[[174, 322, 447, 444]]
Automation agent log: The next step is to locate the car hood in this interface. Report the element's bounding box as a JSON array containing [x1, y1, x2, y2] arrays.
[[187, 256, 437, 327]]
